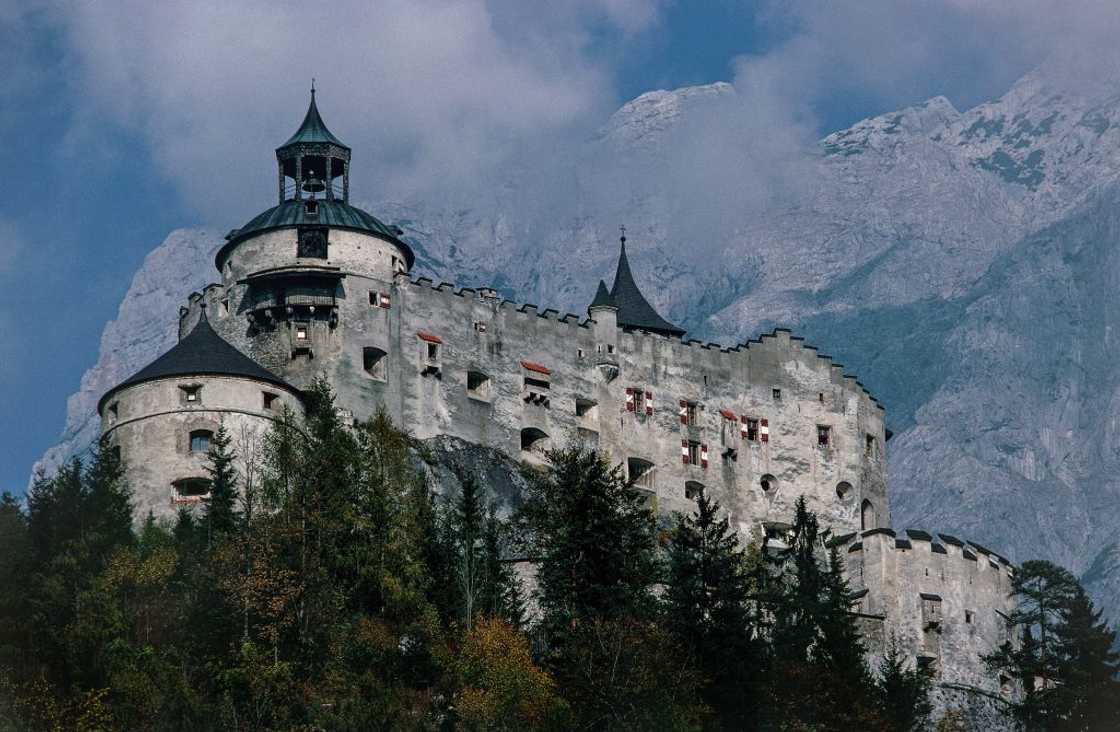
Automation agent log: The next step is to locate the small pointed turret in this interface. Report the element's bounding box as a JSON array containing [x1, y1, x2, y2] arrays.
[[606, 231, 686, 338], [588, 279, 616, 310]]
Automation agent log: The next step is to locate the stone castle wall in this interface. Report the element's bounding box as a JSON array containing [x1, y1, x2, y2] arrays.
[[178, 225, 889, 538]]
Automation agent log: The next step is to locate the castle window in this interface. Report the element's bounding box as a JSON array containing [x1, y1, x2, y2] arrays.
[[607, 344, 615, 354], [173, 477, 211, 501], [678, 400, 700, 425], [681, 441, 705, 468], [760, 474, 777, 493], [865, 434, 878, 458], [262, 391, 279, 411], [467, 370, 491, 399], [627, 458, 655, 490], [473, 321, 488, 333], [836, 481, 853, 500], [189, 430, 213, 453], [419, 332, 442, 378], [921, 594, 943, 628], [818, 392, 824, 402], [743, 417, 759, 441], [722, 446, 738, 464], [180, 385, 202, 404], [107, 402, 119, 424], [522, 362, 551, 407], [577, 348, 584, 359], [295, 324, 309, 340], [965, 610, 974, 624], [427, 342, 439, 360], [575, 398, 598, 420], [817, 425, 831, 447], [627, 387, 650, 414], [371, 291, 391, 309], [861, 500, 876, 531], [304, 199, 318, 217], [685, 481, 704, 500], [772, 388, 781, 401], [362, 347, 387, 380], [296, 225, 328, 259], [520, 427, 550, 454]]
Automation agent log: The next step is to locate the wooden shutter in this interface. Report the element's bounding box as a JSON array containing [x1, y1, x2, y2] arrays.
[[740, 416, 749, 440], [379, 292, 391, 309], [645, 391, 653, 416], [626, 388, 636, 412], [701, 444, 709, 469], [760, 418, 770, 443], [679, 400, 688, 425], [681, 440, 690, 465]]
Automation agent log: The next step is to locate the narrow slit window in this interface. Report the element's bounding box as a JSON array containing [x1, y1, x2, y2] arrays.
[[772, 388, 782, 400]]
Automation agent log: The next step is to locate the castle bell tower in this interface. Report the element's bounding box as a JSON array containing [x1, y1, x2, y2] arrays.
[[276, 82, 351, 204]]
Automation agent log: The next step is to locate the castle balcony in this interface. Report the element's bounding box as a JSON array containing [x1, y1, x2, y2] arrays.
[[241, 266, 342, 326]]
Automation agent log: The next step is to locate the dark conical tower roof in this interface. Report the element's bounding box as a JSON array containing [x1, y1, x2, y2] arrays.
[[278, 86, 348, 149], [608, 235, 686, 338], [98, 310, 297, 411], [589, 279, 616, 309]]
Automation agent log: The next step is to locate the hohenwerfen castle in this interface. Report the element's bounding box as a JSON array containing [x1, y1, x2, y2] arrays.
[[98, 92, 1019, 726]]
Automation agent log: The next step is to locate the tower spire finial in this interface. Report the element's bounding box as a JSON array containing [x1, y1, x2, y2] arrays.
[[311, 78, 316, 99], [619, 224, 626, 244]]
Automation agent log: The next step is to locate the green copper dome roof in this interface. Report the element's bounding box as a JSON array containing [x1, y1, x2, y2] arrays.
[[98, 311, 298, 412], [218, 199, 415, 270], [278, 90, 348, 149]]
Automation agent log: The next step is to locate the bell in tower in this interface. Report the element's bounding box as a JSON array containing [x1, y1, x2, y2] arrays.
[[276, 81, 351, 204]]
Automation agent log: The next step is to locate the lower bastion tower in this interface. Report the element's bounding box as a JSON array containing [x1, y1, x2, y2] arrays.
[[100, 91, 1018, 726]]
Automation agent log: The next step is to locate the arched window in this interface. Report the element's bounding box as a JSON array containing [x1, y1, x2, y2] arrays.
[[861, 499, 876, 531], [467, 370, 491, 399], [363, 347, 387, 380], [836, 481, 853, 500], [520, 427, 550, 454], [189, 429, 213, 453]]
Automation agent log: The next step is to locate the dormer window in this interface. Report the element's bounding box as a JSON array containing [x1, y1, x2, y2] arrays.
[[304, 199, 319, 218], [180, 385, 202, 405]]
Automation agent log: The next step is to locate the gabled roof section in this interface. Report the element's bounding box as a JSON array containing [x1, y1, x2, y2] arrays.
[[278, 89, 348, 150], [98, 310, 297, 411], [608, 238, 686, 338]]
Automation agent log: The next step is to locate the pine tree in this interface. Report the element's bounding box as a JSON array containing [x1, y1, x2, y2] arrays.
[[203, 423, 239, 548], [0, 492, 29, 668], [453, 474, 485, 629], [1053, 586, 1120, 731], [479, 505, 524, 626], [664, 492, 760, 727], [517, 443, 660, 632], [875, 637, 933, 732]]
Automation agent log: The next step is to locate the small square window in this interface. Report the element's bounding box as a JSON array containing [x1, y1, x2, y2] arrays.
[[189, 430, 213, 453], [576, 398, 598, 419], [817, 425, 831, 446], [965, 610, 974, 624], [363, 347, 387, 380], [180, 385, 202, 404], [474, 321, 488, 333], [263, 391, 279, 410], [745, 418, 759, 441], [295, 325, 308, 340], [467, 370, 490, 399], [772, 388, 782, 400]]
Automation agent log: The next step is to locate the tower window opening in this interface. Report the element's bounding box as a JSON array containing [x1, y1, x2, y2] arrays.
[[760, 474, 777, 493], [772, 388, 782, 401], [467, 370, 491, 399], [180, 385, 202, 404], [817, 425, 831, 446], [173, 478, 211, 501], [607, 344, 615, 354], [262, 391, 279, 410], [474, 321, 488, 333], [745, 418, 759, 441], [685, 481, 704, 500], [107, 402, 119, 423], [427, 342, 439, 361], [861, 499, 876, 531], [836, 481, 853, 500], [819, 392, 824, 402], [189, 430, 213, 453], [295, 324, 309, 341], [866, 434, 878, 457], [304, 199, 319, 217], [363, 347, 387, 381], [965, 610, 974, 624]]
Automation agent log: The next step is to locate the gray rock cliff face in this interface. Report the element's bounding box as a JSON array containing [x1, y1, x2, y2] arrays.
[[38, 68, 1120, 624]]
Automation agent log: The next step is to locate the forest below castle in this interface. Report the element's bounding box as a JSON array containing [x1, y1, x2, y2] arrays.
[[0, 382, 1117, 731]]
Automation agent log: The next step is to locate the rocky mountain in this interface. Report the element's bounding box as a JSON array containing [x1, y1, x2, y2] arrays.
[[38, 67, 1120, 624]]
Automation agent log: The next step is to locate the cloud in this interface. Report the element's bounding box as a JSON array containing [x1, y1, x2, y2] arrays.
[[49, 0, 664, 221]]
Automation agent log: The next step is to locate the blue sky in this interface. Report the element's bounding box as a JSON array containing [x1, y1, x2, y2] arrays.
[[0, 1, 1106, 492]]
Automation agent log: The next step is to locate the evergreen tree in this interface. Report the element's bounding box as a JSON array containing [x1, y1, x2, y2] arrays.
[[517, 443, 660, 632], [453, 474, 485, 629], [203, 424, 239, 548], [1054, 586, 1120, 731], [0, 492, 29, 668], [874, 637, 933, 732], [479, 504, 524, 626], [664, 492, 760, 727]]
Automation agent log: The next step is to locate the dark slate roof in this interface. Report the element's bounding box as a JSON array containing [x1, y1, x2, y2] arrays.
[[608, 240, 686, 338], [906, 529, 933, 541], [896, 539, 913, 549], [861, 527, 897, 539], [931, 543, 947, 555], [588, 280, 616, 310], [279, 91, 348, 149], [99, 312, 297, 412], [219, 199, 415, 269], [938, 533, 964, 547]]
